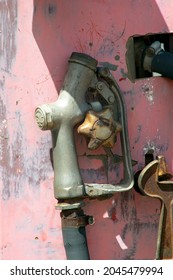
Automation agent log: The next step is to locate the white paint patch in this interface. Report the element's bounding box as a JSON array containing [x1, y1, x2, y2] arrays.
[[103, 211, 109, 218], [143, 140, 160, 156], [111, 199, 115, 205], [145, 85, 154, 103], [142, 80, 154, 105], [116, 235, 128, 250]]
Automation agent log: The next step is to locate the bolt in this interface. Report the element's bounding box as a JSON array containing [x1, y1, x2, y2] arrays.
[[88, 216, 95, 225], [96, 82, 103, 91], [108, 95, 115, 104], [146, 47, 155, 57], [35, 104, 53, 130]]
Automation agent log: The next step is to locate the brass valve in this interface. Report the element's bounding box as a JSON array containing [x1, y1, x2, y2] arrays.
[[78, 107, 122, 150]]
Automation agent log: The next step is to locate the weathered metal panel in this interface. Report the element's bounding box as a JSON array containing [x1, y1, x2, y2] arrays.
[[1, 0, 173, 259]]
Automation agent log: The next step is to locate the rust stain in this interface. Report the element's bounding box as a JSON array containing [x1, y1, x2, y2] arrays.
[[0, 0, 17, 72], [108, 203, 118, 222]]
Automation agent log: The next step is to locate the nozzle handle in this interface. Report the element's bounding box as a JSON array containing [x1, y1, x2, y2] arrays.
[[53, 124, 85, 199]]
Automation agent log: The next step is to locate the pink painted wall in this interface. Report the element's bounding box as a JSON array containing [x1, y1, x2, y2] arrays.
[[1, 0, 173, 260]]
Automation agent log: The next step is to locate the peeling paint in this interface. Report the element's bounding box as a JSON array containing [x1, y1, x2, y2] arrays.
[[0, 0, 18, 72], [121, 221, 158, 260], [0, 80, 10, 199], [1, 0, 172, 261], [99, 37, 115, 56], [103, 211, 109, 218], [143, 140, 169, 158], [142, 81, 154, 105], [0, 109, 53, 200]]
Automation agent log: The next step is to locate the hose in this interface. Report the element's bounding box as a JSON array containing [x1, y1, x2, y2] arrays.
[[151, 51, 173, 79], [60, 208, 90, 260]]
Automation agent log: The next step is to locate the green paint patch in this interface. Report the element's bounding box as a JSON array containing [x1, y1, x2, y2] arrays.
[[121, 68, 128, 78], [115, 55, 120, 61]]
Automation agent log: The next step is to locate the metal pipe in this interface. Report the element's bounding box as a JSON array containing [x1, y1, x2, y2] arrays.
[[35, 52, 134, 259]]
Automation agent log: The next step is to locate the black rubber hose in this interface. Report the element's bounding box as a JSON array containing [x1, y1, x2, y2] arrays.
[[62, 226, 90, 260], [61, 208, 90, 260], [151, 51, 173, 79]]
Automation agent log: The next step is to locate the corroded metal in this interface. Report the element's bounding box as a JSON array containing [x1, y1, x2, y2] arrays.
[[138, 156, 173, 259], [61, 209, 94, 228], [78, 107, 122, 150]]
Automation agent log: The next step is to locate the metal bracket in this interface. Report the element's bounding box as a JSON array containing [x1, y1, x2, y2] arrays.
[[82, 67, 134, 197]]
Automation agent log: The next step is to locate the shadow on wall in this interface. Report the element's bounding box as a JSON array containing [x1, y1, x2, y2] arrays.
[[32, 0, 170, 91], [32, 0, 170, 260]]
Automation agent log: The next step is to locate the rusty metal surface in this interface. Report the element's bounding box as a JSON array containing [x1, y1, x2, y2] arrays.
[[1, 0, 173, 260], [61, 209, 93, 228], [78, 108, 121, 150], [138, 156, 173, 259]]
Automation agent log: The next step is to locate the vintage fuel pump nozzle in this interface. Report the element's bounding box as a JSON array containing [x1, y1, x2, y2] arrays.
[[35, 52, 134, 259], [142, 41, 173, 79]]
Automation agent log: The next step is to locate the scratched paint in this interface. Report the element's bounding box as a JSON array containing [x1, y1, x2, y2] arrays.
[[0, 0, 17, 72], [142, 80, 155, 105], [1, 0, 173, 260], [0, 0, 18, 201]]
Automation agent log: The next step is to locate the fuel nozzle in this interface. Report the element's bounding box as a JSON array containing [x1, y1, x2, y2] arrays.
[[143, 41, 173, 79], [35, 52, 98, 200], [35, 52, 134, 260], [35, 52, 134, 201]]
